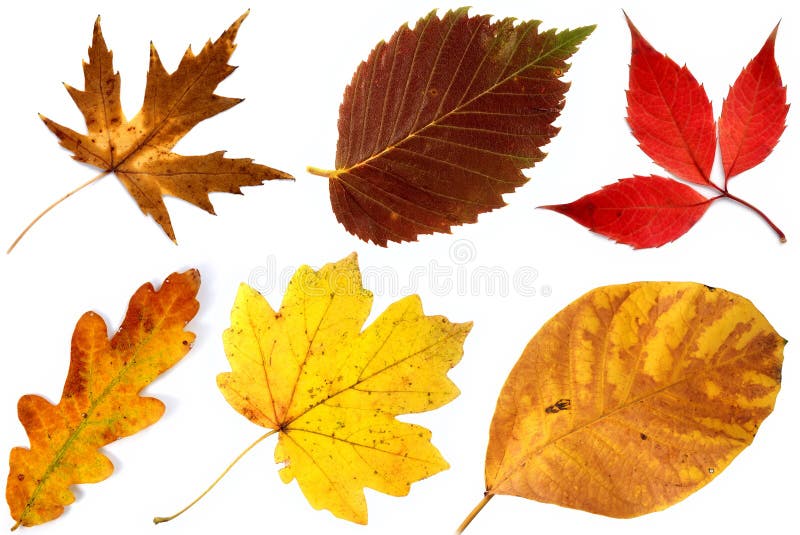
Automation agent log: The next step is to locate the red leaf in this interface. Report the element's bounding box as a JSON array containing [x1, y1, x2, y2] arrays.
[[542, 176, 711, 248], [719, 25, 788, 180], [625, 15, 716, 185], [314, 8, 595, 245]]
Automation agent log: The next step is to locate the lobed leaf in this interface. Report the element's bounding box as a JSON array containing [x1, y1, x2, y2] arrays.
[[217, 254, 471, 523], [38, 12, 291, 243], [6, 271, 201, 529]]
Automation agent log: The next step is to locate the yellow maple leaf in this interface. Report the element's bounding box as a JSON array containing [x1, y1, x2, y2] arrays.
[[9, 12, 291, 252], [157, 254, 471, 525]]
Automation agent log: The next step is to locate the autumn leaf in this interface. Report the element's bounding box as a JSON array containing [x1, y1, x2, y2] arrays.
[[457, 282, 784, 532], [542, 175, 712, 248], [155, 254, 471, 525], [6, 270, 200, 529], [719, 25, 788, 179], [8, 12, 291, 252], [307, 8, 594, 245], [543, 15, 788, 248]]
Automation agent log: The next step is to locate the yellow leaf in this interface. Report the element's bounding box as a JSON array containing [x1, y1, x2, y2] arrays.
[[216, 253, 471, 523], [458, 282, 784, 532]]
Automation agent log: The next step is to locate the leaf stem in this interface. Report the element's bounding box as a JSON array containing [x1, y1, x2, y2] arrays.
[[306, 165, 336, 178], [704, 181, 784, 242], [153, 429, 278, 525], [723, 191, 785, 242], [455, 493, 494, 534], [6, 171, 110, 253]]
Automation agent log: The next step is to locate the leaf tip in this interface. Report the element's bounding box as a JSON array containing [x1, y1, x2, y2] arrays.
[[770, 20, 781, 41], [623, 12, 645, 45], [537, 203, 565, 214]]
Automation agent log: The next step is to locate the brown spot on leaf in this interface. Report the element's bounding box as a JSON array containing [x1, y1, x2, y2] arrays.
[[544, 399, 571, 414]]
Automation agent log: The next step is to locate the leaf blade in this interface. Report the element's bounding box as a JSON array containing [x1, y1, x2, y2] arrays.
[[329, 9, 594, 245], [218, 254, 471, 523], [542, 175, 712, 248], [719, 25, 788, 180], [625, 15, 716, 185], [38, 12, 292, 243], [485, 282, 784, 518], [6, 270, 200, 528]]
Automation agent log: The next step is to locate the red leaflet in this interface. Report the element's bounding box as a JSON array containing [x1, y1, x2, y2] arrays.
[[545, 16, 788, 248], [626, 15, 716, 185], [543, 176, 712, 249], [719, 25, 788, 180]]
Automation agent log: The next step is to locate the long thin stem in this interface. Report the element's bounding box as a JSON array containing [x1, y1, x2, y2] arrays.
[[7, 171, 110, 253], [153, 429, 278, 525], [704, 180, 784, 242], [722, 191, 786, 242], [456, 493, 493, 534]]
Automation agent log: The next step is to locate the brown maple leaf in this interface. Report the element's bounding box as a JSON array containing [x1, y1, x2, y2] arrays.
[[9, 11, 291, 251]]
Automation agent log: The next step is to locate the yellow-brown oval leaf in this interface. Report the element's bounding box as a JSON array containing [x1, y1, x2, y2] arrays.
[[485, 282, 783, 518], [6, 270, 200, 529]]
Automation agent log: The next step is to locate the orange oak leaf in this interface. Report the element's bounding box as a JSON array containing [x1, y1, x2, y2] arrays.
[[457, 282, 784, 532], [155, 254, 471, 525], [9, 12, 291, 252], [6, 270, 200, 529], [308, 8, 594, 245]]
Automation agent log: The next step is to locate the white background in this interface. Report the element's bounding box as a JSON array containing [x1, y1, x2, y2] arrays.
[[1, 1, 798, 533]]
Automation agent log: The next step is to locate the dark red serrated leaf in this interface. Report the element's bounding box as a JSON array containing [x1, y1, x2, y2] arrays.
[[541, 176, 711, 248], [625, 15, 716, 185], [719, 25, 788, 180], [320, 8, 594, 245]]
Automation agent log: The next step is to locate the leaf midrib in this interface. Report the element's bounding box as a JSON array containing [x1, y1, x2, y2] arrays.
[[489, 340, 764, 493]]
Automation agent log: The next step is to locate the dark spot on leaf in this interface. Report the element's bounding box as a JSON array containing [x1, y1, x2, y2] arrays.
[[545, 399, 571, 414]]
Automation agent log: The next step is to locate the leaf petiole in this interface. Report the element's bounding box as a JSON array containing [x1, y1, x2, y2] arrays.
[[456, 493, 494, 534], [707, 183, 785, 242], [306, 165, 336, 178], [722, 191, 786, 243], [153, 429, 278, 525], [7, 170, 109, 253]]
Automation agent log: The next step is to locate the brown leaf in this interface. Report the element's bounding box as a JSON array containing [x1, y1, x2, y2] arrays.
[[310, 8, 594, 245], [34, 12, 291, 243]]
